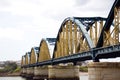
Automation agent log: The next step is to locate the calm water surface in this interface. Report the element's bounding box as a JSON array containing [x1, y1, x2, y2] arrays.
[[0, 76, 88, 80], [0, 77, 26, 80]]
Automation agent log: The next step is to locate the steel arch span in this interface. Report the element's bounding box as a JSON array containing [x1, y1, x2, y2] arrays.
[[38, 38, 56, 62], [21, 0, 120, 67], [30, 47, 39, 64], [52, 17, 106, 59], [24, 52, 30, 65], [97, 0, 120, 48]]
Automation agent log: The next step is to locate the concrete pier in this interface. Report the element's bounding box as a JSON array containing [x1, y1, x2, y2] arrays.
[[48, 65, 80, 80], [26, 67, 34, 79], [88, 62, 120, 80], [21, 68, 27, 77], [33, 66, 48, 80]]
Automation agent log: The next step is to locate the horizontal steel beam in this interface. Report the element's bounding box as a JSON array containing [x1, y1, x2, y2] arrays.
[[22, 44, 120, 68]]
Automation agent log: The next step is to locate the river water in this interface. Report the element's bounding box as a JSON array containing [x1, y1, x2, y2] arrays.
[[0, 76, 88, 80]]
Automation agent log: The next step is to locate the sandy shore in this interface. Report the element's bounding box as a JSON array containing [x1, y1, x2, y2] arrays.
[[0, 72, 20, 77], [0, 72, 88, 77], [7, 72, 20, 76], [79, 72, 88, 76]]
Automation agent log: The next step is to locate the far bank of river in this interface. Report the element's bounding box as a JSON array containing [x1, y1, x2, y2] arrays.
[[80, 72, 88, 75], [0, 72, 88, 77], [0, 72, 20, 77]]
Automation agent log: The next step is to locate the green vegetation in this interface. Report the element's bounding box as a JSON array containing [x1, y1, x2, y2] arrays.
[[79, 66, 88, 72], [13, 67, 21, 73], [0, 61, 20, 73]]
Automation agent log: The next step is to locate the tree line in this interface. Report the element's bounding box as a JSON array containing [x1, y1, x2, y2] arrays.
[[0, 61, 20, 73]]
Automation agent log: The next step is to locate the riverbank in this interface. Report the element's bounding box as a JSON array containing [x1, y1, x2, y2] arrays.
[[80, 72, 88, 76], [0, 72, 88, 77], [7, 72, 21, 76], [0, 72, 20, 77]]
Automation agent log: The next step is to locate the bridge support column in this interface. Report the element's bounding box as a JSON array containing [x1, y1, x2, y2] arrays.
[[26, 67, 34, 79], [48, 65, 79, 80], [88, 62, 120, 80], [21, 68, 27, 77], [33, 66, 48, 80]]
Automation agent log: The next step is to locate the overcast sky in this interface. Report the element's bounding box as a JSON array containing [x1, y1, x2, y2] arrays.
[[0, 0, 115, 61]]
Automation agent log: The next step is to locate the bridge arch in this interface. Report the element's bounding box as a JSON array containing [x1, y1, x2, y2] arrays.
[[25, 52, 31, 65], [21, 55, 25, 66], [38, 38, 56, 62], [97, 0, 120, 47], [30, 47, 39, 64], [87, 19, 106, 46], [53, 17, 96, 58]]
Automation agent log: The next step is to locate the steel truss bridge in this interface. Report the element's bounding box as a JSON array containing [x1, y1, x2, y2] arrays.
[[21, 0, 120, 68]]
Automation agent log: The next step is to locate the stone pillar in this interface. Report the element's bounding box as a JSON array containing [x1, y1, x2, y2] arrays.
[[48, 65, 80, 80], [88, 62, 120, 80], [33, 66, 48, 80], [26, 67, 34, 79]]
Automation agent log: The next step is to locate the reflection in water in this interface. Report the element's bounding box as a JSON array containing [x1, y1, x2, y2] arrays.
[[80, 75, 88, 80], [25, 78, 33, 80], [0, 77, 26, 80], [22, 78, 35, 80]]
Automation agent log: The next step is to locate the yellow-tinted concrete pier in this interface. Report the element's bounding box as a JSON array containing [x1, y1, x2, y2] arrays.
[[33, 66, 48, 80], [88, 62, 120, 80], [26, 67, 34, 78], [48, 65, 80, 80]]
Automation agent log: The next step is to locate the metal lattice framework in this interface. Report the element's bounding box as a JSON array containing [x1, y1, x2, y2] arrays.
[[53, 17, 106, 59], [38, 38, 56, 62], [24, 52, 30, 65], [38, 39, 51, 62], [102, 7, 120, 46], [30, 47, 39, 64], [21, 56, 25, 66], [97, 0, 120, 47], [21, 0, 120, 67]]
